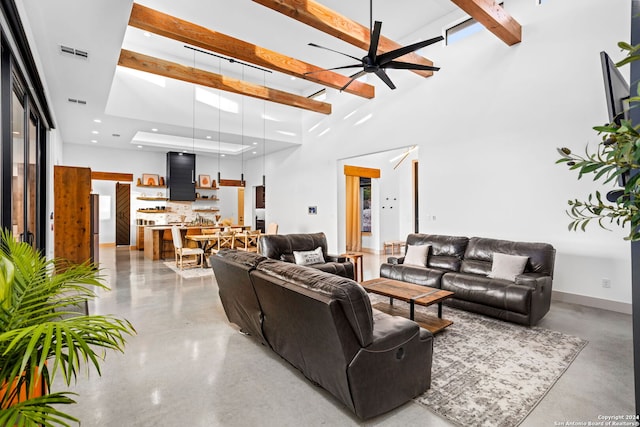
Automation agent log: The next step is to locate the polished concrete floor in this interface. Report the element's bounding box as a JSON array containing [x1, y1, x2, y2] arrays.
[[60, 247, 635, 426]]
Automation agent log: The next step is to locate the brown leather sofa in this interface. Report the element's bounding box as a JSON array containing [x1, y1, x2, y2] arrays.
[[258, 232, 354, 279], [380, 234, 556, 326], [210, 249, 433, 419]]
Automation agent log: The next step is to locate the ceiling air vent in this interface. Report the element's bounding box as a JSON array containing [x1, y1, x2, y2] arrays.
[[67, 98, 87, 105], [59, 45, 89, 60]]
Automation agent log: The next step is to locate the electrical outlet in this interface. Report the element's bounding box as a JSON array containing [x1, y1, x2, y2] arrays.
[[601, 278, 611, 288]]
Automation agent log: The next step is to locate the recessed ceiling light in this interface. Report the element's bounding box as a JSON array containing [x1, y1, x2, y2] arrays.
[[151, 128, 158, 132], [206, 135, 212, 139], [221, 154, 226, 157], [183, 150, 188, 153], [93, 119, 102, 123], [277, 130, 296, 136], [252, 151, 257, 154], [290, 77, 296, 81], [12, 131, 19, 135], [137, 145, 143, 148], [91, 130, 99, 134], [91, 140, 97, 143], [253, 142, 258, 145]]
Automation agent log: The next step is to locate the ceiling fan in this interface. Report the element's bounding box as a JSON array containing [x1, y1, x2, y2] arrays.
[[305, 2, 443, 91]]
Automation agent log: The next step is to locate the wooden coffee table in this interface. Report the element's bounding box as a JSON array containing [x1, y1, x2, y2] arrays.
[[360, 278, 454, 334]]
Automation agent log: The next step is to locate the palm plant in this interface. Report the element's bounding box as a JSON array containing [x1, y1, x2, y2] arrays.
[[0, 229, 135, 426]]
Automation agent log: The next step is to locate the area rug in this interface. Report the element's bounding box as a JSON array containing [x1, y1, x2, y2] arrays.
[[163, 261, 213, 279], [369, 295, 588, 427]]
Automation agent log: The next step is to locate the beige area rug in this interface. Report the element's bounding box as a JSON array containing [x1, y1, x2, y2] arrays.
[[369, 295, 588, 427], [163, 261, 213, 279]]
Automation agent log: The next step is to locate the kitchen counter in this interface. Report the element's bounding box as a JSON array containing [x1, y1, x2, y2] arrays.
[[142, 225, 250, 260]]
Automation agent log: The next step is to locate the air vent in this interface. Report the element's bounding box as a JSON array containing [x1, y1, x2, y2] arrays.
[[67, 98, 87, 105], [59, 45, 89, 60], [112, 133, 121, 137]]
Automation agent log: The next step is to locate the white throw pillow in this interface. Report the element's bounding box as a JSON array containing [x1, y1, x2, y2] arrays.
[[293, 246, 324, 266], [488, 252, 528, 281], [403, 244, 430, 267]]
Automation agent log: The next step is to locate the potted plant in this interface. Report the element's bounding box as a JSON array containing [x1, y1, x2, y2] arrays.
[[557, 42, 640, 241], [0, 229, 135, 426]]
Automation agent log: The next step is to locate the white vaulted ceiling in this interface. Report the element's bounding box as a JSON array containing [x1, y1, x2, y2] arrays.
[[17, 0, 460, 158]]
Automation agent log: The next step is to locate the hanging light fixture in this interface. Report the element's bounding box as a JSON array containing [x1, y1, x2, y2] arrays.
[[217, 57, 221, 185], [240, 65, 245, 185], [262, 70, 267, 187]]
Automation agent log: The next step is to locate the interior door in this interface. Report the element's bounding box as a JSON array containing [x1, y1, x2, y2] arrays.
[[237, 187, 245, 225], [116, 183, 130, 246]]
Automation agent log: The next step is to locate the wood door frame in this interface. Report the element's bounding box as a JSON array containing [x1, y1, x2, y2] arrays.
[[344, 165, 380, 252], [237, 187, 245, 225]]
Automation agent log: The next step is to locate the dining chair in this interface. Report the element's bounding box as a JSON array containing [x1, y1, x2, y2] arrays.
[[171, 226, 204, 270], [216, 231, 235, 252], [245, 230, 261, 252], [266, 223, 278, 235]]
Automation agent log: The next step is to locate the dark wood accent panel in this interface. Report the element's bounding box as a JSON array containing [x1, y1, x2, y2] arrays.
[[116, 183, 130, 246], [54, 166, 91, 265], [219, 179, 246, 187], [255, 185, 265, 209], [92, 171, 133, 182], [127, 3, 374, 99]]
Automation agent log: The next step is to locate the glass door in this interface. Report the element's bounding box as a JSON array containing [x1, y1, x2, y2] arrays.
[[11, 89, 25, 243], [27, 113, 37, 248]]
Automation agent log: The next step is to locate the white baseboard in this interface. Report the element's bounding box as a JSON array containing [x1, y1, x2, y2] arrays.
[[552, 290, 632, 315]]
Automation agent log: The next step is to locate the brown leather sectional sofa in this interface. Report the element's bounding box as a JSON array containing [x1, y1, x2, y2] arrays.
[[258, 232, 355, 279], [210, 249, 433, 419], [380, 234, 556, 326]]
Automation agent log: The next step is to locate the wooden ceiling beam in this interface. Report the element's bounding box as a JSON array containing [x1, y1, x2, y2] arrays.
[[128, 3, 374, 99], [118, 49, 332, 115], [449, 0, 521, 46], [252, 0, 437, 78]]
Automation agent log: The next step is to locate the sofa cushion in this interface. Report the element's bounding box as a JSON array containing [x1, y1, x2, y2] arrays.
[[256, 259, 373, 347], [379, 263, 446, 288], [442, 272, 532, 315], [260, 232, 330, 262], [488, 253, 528, 281], [461, 237, 555, 277], [404, 244, 430, 267], [293, 246, 324, 265], [405, 234, 468, 271]]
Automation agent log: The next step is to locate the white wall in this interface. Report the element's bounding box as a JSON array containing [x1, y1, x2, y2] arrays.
[[257, 0, 633, 305]]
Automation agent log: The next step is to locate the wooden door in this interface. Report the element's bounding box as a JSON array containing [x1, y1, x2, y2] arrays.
[[116, 183, 130, 246], [54, 166, 92, 265], [237, 187, 245, 225]]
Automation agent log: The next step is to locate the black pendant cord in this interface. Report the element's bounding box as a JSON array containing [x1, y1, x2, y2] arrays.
[[370, 0, 373, 37]]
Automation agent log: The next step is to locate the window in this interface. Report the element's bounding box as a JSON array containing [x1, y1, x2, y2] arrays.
[[445, 2, 504, 45], [360, 178, 371, 233]]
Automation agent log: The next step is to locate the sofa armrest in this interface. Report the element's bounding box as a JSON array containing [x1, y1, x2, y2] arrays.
[[347, 310, 433, 419], [387, 256, 405, 265], [367, 310, 432, 351], [325, 254, 347, 263], [515, 273, 552, 291]]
